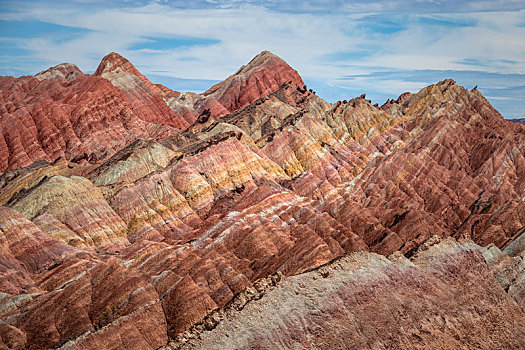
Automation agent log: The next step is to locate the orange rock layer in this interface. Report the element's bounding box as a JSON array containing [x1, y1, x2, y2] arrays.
[[0, 51, 524, 349]]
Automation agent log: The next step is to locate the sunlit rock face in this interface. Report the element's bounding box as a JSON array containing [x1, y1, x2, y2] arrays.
[[203, 50, 306, 113], [35, 63, 84, 82], [0, 51, 304, 175], [0, 70, 178, 173], [172, 237, 525, 350], [94, 52, 191, 129], [1, 51, 525, 349]]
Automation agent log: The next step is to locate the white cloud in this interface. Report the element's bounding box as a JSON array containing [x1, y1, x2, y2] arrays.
[[1, 0, 524, 117], [3, 2, 363, 79]]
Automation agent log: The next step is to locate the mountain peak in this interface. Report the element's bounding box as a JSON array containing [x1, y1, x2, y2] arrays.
[[93, 52, 161, 94], [235, 50, 288, 76], [509, 117, 525, 125], [94, 52, 137, 76], [92, 52, 189, 129], [35, 63, 83, 82], [246, 50, 279, 63], [2, 49, 525, 350], [203, 50, 305, 112]]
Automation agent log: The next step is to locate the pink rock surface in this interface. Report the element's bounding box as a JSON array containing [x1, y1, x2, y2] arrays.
[[94, 52, 191, 129], [0, 206, 76, 294], [0, 72, 178, 172], [174, 237, 525, 350], [1, 52, 525, 349], [203, 51, 306, 113], [2, 257, 167, 350]]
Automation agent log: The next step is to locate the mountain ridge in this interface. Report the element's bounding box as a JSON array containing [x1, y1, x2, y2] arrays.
[[0, 50, 303, 173], [0, 51, 524, 350]]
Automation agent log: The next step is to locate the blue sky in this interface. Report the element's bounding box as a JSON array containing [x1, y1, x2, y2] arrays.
[[1, 1, 524, 118]]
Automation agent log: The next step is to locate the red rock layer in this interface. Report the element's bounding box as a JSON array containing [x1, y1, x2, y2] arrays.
[[11, 257, 166, 350], [0, 206, 76, 294], [95, 52, 165, 95], [245, 80, 525, 257], [0, 206, 167, 350], [203, 51, 306, 113], [94, 52, 190, 128], [0, 51, 310, 173], [173, 237, 525, 350], [0, 71, 178, 173], [1, 52, 525, 349]]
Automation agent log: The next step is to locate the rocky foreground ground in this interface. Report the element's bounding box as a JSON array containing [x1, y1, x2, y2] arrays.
[[0, 51, 524, 349]]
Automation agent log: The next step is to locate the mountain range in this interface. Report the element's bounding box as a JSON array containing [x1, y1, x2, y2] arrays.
[[0, 51, 524, 350]]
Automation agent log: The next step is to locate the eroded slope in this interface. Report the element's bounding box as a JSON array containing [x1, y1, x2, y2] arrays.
[[1, 52, 525, 349]]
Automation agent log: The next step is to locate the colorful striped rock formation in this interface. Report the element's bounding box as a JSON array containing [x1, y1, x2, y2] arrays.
[[0, 51, 524, 349], [171, 236, 525, 350]]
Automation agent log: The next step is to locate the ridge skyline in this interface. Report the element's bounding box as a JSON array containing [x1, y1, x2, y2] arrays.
[[1, 0, 524, 119], [1, 25, 525, 348], [24, 49, 522, 121]]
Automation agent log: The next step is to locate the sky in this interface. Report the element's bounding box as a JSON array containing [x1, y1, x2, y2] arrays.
[[0, 0, 524, 118]]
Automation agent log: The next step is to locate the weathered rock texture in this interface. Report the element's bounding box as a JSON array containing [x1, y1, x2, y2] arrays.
[[203, 51, 305, 112], [171, 237, 525, 350], [509, 118, 525, 125], [1, 51, 525, 349], [0, 65, 178, 172], [0, 51, 300, 173]]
